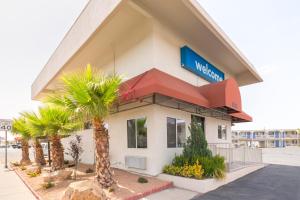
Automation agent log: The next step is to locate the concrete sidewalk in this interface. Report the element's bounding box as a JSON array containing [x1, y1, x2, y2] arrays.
[[0, 164, 36, 200], [142, 187, 198, 200]]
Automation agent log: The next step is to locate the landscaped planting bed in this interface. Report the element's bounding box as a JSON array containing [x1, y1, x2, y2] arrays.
[[11, 163, 172, 200]]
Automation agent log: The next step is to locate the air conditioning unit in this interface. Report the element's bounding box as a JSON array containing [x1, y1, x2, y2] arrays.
[[125, 156, 147, 170]]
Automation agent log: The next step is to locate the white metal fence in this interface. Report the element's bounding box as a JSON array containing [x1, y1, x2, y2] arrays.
[[208, 143, 262, 171]]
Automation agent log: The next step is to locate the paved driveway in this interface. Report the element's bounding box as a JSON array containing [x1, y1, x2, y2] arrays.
[[192, 165, 300, 200]]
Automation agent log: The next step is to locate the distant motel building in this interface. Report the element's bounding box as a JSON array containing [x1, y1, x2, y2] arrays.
[[232, 129, 300, 148]]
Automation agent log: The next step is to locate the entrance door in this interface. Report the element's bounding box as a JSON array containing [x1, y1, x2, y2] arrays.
[[191, 115, 205, 134]]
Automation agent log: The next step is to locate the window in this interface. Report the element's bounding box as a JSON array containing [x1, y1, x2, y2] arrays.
[[218, 125, 227, 140], [127, 118, 147, 148], [167, 117, 186, 148]]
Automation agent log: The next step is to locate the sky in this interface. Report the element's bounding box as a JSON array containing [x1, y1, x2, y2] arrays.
[[0, 0, 299, 133]]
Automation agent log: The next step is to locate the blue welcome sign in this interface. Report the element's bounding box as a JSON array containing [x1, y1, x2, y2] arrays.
[[180, 46, 224, 83]]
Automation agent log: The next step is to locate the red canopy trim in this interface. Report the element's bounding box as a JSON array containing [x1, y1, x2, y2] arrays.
[[230, 111, 253, 123], [198, 78, 242, 113], [119, 68, 252, 123], [119, 68, 210, 108]]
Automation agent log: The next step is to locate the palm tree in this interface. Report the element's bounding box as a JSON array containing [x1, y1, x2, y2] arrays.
[[21, 111, 46, 166], [12, 117, 31, 165], [47, 65, 121, 188], [37, 105, 81, 170], [22, 106, 80, 170]]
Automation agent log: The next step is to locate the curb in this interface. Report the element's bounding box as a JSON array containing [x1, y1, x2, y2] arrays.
[[124, 181, 173, 200], [12, 166, 42, 200]]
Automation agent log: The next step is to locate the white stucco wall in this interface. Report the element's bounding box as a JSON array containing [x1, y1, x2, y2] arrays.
[[61, 105, 232, 176], [93, 17, 234, 88], [61, 129, 95, 164]]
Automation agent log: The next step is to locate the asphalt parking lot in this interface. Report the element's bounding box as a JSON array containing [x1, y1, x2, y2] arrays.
[[192, 164, 300, 200]]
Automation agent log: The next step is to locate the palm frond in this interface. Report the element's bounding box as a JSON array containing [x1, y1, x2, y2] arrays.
[[45, 64, 122, 121]]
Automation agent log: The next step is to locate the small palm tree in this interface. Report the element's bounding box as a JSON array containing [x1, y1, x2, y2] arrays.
[[12, 117, 32, 165], [24, 105, 81, 170], [21, 111, 46, 166], [47, 65, 121, 188]]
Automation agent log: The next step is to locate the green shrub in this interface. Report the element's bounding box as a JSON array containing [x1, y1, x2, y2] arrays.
[[137, 177, 148, 183], [172, 154, 189, 167], [68, 164, 75, 168], [166, 121, 225, 180], [196, 155, 226, 179], [85, 168, 94, 173], [163, 161, 204, 180], [64, 160, 69, 165], [163, 165, 181, 176], [169, 155, 226, 179], [183, 122, 212, 158], [11, 162, 20, 167], [27, 171, 40, 178], [42, 182, 55, 190]]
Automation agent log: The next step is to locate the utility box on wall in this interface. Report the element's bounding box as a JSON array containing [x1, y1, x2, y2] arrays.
[[125, 156, 147, 170]]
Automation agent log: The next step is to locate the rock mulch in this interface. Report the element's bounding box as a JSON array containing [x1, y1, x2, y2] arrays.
[[12, 163, 172, 200]]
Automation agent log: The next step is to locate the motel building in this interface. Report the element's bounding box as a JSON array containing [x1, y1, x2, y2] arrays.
[[232, 129, 300, 148], [32, 0, 262, 176]]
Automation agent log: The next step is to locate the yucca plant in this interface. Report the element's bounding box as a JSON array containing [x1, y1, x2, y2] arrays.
[[21, 111, 46, 166], [12, 117, 31, 165], [47, 65, 121, 188]]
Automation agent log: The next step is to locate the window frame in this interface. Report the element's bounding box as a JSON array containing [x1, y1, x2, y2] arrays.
[[167, 117, 186, 148], [218, 125, 227, 140], [127, 117, 147, 149]]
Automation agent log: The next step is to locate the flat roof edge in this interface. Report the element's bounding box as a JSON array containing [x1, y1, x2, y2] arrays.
[[31, 0, 126, 100], [185, 0, 263, 83]]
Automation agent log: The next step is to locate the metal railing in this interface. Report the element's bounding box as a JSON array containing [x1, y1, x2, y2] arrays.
[[208, 143, 262, 171]]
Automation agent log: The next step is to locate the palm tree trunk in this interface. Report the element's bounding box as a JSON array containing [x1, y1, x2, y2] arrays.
[[93, 118, 114, 188], [34, 138, 46, 166], [50, 135, 64, 170], [20, 139, 31, 165]]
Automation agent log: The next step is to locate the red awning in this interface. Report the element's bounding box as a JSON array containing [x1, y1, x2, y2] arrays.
[[119, 68, 210, 108], [230, 111, 253, 123], [198, 78, 242, 113], [119, 68, 252, 122]]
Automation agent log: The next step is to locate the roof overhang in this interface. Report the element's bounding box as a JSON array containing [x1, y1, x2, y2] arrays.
[[31, 0, 263, 100]]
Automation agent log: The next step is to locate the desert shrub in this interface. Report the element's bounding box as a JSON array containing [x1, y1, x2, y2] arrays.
[[137, 177, 148, 183], [11, 161, 20, 167], [66, 135, 83, 180], [42, 182, 55, 190], [64, 160, 69, 165], [163, 161, 204, 180], [27, 171, 40, 178], [68, 164, 75, 168], [85, 168, 94, 173]]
